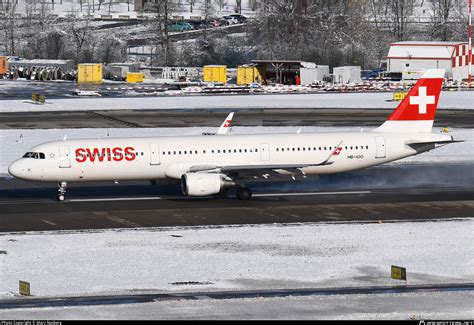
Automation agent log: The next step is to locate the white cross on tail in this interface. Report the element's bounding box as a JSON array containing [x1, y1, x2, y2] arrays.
[[409, 86, 435, 114]]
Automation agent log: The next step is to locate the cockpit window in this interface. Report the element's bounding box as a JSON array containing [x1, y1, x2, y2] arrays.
[[23, 152, 36, 158], [22, 152, 45, 159]]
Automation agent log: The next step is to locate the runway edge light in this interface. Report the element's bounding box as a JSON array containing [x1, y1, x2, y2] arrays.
[[19, 280, 30, 296], [391, 265, 407, 281]]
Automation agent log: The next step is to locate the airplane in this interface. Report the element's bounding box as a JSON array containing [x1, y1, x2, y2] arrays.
[[8, 69, 459, 201]]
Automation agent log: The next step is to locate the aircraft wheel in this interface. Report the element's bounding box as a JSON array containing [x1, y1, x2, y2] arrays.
[[236, 187, 252, 201], [57, 194, 65, 202]]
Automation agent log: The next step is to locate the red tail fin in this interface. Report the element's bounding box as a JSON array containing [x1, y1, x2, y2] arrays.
[[375, 69, 445, 133]]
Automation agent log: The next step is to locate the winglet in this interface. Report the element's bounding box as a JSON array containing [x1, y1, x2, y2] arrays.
[[317, 141, 343, 166]]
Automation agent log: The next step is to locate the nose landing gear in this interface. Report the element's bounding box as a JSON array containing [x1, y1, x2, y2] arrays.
[[57, 181, 67, 201]]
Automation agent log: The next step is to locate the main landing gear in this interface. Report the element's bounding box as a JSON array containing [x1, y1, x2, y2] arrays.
[[236, 186, 252, 201], [57, 181, 67, 201]]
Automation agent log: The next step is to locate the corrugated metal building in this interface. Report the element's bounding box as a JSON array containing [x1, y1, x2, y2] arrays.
[[387, 41, 473, 81]]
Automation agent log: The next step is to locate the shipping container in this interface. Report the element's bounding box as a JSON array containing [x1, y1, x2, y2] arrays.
[[126, 73, 145, 83], [78, 63, 103, 84], [300, 65, 329, 85], [237, 65, 263, 85], [8, 59, 74, 72], [107, 62, 140, 80], [203, 65, 227, 83], [333, 66, 361, 84], [0, 56, 7, 75]]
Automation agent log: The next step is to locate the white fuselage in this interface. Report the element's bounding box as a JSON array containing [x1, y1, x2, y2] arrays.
[[8, 131, 450, 183]]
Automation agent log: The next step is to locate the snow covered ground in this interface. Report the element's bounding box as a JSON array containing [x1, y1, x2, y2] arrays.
[[1, 126, 471, 175], [0, 218, 473, 319], [1, 219, 473, 298], [0, 91, 472, 113]]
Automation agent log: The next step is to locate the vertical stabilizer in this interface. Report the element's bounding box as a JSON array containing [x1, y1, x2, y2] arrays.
[[374, 69, 445, 133]]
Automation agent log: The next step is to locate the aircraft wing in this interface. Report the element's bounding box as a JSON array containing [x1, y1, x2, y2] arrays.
[[186, 162, 331, 179]]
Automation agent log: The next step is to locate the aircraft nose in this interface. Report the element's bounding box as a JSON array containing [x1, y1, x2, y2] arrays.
[[8, 161, 21, 178], [8, 160, 28, 179]]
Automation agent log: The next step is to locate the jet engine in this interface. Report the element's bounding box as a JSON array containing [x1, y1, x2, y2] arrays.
[[181, 173, 229, 196]]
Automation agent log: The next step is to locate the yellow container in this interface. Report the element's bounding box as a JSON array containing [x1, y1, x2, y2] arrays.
[[203, 65, 227, 83], [77, 63, 103, 84], [392, 91, 407, 101], [237, 65, 263, 85], [126, 72, 145, 83], [0, 56, 7, 75]]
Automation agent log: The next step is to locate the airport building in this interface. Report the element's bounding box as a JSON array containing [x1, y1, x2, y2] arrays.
[[387, 41, 473, 81]]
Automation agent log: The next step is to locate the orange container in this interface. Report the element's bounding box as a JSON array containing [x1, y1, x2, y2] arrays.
[[0, 57, 7, 75]]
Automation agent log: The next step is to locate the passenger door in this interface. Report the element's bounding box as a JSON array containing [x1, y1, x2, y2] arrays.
[[59, 145, 71, 168], [375, 136, 386, 159]]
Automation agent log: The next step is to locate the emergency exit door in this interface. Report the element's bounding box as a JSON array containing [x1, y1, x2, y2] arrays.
[[149, 143, 161, 165], [260, 143, 270, 161]]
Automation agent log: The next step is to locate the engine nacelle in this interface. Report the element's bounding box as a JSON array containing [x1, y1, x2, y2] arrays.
[[181, 173, 226, 196]]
